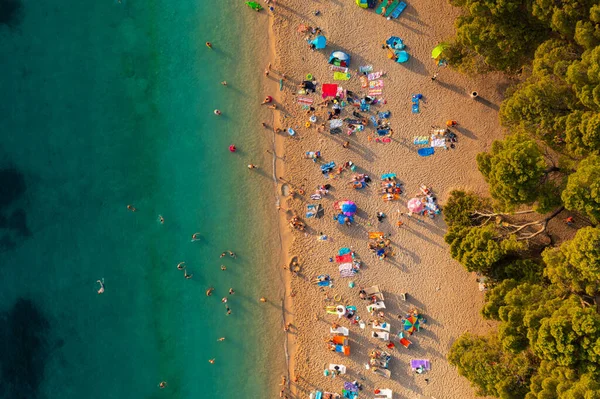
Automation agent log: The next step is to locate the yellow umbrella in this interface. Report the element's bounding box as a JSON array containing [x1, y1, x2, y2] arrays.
[[431, 43, 449, 59]]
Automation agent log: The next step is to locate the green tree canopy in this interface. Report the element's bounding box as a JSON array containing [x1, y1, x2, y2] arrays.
[[532, 297, 600, 368], [447, 0, 546, 72], [566, 46, 600, 111], [561, 155, 600, 223], [442, 190, 487, 228], [526, 361, 600, 399], [543, 226, 600, 296], [477, 135, 550, 209], [448, 333, 534, 398]]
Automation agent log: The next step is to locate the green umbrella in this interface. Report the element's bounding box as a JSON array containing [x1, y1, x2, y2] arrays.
[[431, 43, 449, 59]]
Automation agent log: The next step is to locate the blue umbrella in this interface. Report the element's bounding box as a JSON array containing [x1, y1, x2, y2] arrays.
[[341, 203, 357, 215], [396, 50, 410, 63], [386, 36, 404, 50], [337, 214, 354, 225], [311, 35, 327, 49]]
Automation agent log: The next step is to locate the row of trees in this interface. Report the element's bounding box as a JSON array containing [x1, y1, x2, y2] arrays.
[[442, 1, 600, 397]]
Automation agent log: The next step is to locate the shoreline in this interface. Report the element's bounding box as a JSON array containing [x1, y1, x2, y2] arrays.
[[264, 7, 299, 396]]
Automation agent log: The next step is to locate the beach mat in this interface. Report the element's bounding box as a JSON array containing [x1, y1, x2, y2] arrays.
[[375, 1, 386, 14], [333, 71, 351, 80], [390, 1, 407, 18], [418, 147, 434, 157], [336, 254, 353, 263]]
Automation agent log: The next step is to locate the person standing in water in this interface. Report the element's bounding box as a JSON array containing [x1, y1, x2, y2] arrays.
[[96, 279, 105, 294]]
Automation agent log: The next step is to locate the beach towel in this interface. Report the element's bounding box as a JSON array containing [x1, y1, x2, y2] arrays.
[[431, 138, 446, 147], [370, 115, 378, 126], [382, 137, 392, 143], [297, 96, 313, 104], [369, 231, 384, 239], [410, 359, 431, 370], [336, 254, 353, 263], [378, 110, 391, 119], [343, 382, 359, 392], [360, 76, 368, 88], [322, 83, 338, 97], [377, 128, 390, 136], [338, 247, 352, 255], [310, 194, 322, 200], [369, 88, 383, 96], [339, 263, 355, 277], [367, 71, 383, 80], [375, 0, 387, 14], [334, 72, 351, 81], [412, 103, 419, 113], [330, 65, 348, 73], [381, 173, 396, 179], [329, 119, 343, 129], [359, 65, 373, 73], [369, 79, 384, 88], [413, 136, 429, 145], [418, 147, 434, 157]]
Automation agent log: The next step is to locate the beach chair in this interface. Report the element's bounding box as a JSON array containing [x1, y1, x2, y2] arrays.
[[374, 388, 393, 399], [372, 331, 390, 341], [330, 326, 350, 336], [365, 285, 385, 300], [400, 337, 412, 348], [390, 1, 407, 18], [329, 364, 347, 374], [372, 322, 391, 332]]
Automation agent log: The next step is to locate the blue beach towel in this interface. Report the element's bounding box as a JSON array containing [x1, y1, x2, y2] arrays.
[[418, 147, 434, 157]]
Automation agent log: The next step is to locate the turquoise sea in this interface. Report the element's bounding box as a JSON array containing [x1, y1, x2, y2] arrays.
[[0, 1, 283, 398]]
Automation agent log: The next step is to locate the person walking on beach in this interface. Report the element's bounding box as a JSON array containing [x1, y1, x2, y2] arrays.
[[177, 262, 186, 270], [96, 279, 105, 294]]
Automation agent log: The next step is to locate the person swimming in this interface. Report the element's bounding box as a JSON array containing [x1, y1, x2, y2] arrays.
[[209, 358, 215, 364], [177, 262, 186, 270], [96, 279, 105, 294], [158, 381, 167, 389], [206, 42, 213, 49], [214, 109, 221, 116], [220, 265, 227, 271], [221, 81, 227, 86], [158, 215, 164, 224], [206, 287, 214, 296], [184, 270, 193, 279], [191, 233, 201, 242], [217, 337, 225, 341], [127, 204, 136, 212]]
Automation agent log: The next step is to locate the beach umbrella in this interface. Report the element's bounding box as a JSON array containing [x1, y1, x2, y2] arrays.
[[341, 202, 357, 216], [403, 315, 420, 334], [385, 36, 404, 50], [311, 35, 327, 49], [431, 43, 449, 59], [396, 50, 410, 63], [328, 51, 351, 67], [407, 197, 424, 213]]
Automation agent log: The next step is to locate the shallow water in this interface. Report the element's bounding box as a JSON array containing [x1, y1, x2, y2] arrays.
[[0, 1, 283, 398]]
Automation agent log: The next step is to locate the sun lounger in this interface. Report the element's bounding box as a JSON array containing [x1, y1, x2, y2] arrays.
[[374, 388, 393, 399], [367, 301, 386, 312], [329, 364, 347, 374], [371, 331, 390, 341], [390, 1, 407, 18], [373, 368, 392, 378], [330, 326, 350, 336], [372, 322, 391, 332], [384, 0, 400, 17]]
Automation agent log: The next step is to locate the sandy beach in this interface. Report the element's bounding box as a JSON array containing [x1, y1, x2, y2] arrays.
[[262, 0, 512, 397]]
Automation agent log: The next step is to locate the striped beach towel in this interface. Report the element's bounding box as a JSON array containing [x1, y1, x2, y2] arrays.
[[369, 79, 384, 88], [359, 65, 373, 73], [330, 65, 348, 73], [368, 88, 383, 96], [368, 71, 383, 80], [413, 136, 429, 145], [297, 96, 313, 104]]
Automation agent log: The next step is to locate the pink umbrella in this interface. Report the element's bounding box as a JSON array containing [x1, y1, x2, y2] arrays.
[[407, 198, 424, 213]]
